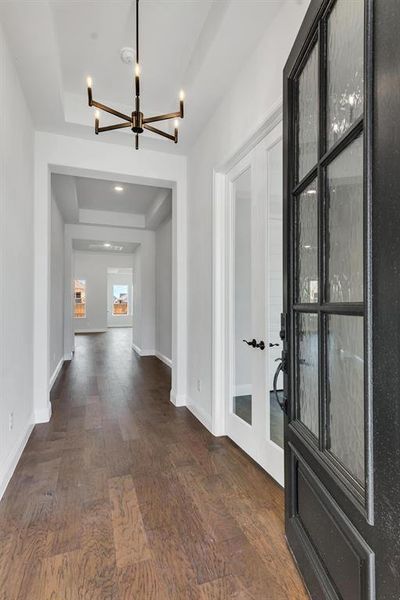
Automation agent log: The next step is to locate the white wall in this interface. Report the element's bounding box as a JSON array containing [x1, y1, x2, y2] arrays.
[[73, 251, 134, 332], [0, 21, 34, 498], [186, 2, 309, 427], [107, 270, 133, 328], [155, 217, 172, 363], [50, 193, 65, 381]]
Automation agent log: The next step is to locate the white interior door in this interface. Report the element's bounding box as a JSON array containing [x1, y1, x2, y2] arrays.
[[226, 122, 284, 485]]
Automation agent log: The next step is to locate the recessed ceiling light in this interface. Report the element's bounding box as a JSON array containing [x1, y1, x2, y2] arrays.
[[114, 185, 124, 192], [104, 243, 111, 247]]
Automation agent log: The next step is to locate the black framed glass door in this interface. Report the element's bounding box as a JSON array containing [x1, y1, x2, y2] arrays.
[[282, 0, 400, 597]]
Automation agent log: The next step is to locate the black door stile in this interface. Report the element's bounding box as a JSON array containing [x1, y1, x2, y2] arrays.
[[283, 0, 400, 598]]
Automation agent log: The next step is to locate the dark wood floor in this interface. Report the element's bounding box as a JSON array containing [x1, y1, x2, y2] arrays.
[[0, 329, 308, 599]]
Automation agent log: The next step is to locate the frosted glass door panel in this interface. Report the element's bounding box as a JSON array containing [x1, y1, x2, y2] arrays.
[[233, 169, 252, 425], [327, 0, 364, 147], [296, 180, 318, 303], [296, 313, 319, 437], [327, 135, 363, 302], [298, 44, 319, 181], [327, 315, 364, 484]]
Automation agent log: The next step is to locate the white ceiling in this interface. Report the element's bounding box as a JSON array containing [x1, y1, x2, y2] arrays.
[[75, 177, 165, 214], [52, 173, 172, 229], [72, 239, 139, 254], [0, 0, 285, 152]]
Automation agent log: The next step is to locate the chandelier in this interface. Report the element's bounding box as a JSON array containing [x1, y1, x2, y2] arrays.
[[86, 0, 185, 149]]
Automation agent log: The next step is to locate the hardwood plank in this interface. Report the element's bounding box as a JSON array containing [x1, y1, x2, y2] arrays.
[[108, 475, 151, 567], [39, 551, 80, 600], [117, 559, 171, 600]]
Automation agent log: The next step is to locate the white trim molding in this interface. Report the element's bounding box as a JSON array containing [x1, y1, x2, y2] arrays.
[[187, 398, 213, 432], [170, 390, 187, 407], [131, 343, 156, 357], [34, 402, 52, 424], [49, 357, 64, 391], [155, 351, 172, 368], [0, 419, 34, 501]]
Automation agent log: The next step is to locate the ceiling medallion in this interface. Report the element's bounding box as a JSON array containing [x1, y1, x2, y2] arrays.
[[86, 0, 185, 149]]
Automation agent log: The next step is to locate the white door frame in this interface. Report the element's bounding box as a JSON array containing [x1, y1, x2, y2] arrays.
[[33, 132, 187, 423], [212, 101, 282, 437]]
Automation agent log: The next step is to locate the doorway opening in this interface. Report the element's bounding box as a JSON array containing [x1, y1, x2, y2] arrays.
[[47, 166, 182, 414]]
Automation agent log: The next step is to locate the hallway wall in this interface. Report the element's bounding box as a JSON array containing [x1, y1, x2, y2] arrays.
[[0, 21, 34, 497], [50, 193, 65, 382], [155, 216, 172, 364], [186, 1, 310, 429]]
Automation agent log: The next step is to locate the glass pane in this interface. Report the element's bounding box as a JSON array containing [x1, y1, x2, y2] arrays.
[[74, 279, 86, 318], [327, 315, 364, 484], [296, 313, 319, 437], [327, 0, 364, 147], [233, 168, 252, 425], [298, 44, 319, 180], [112, 284, 129, 316], [327, 135, 363, 302], [267, 140, 283, 449], [296, 180, 318, 303]]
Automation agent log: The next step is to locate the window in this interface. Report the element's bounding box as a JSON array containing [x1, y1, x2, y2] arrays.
[[112, 284, 129, 316], [74, 279, 86, 318]]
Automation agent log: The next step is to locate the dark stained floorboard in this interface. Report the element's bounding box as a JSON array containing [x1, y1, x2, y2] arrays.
[[0, 329, 309, 599]]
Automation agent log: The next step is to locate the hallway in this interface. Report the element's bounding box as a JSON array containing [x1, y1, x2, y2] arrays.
[[0, 330, 308, 599]]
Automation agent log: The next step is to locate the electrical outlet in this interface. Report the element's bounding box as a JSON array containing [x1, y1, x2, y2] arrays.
[[8, 412, 14, 431], [196, 378, 201, 392]]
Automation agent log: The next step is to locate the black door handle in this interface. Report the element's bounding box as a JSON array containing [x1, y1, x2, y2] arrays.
[[243, 339, 266, 350], [273, 358, 287, 413], [269, 343, 279, 347]]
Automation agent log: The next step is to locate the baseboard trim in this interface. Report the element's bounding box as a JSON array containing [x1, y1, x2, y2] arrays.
[[170, 390, 187, 407], [0, 419, 34, 501], [186, 398, 212, 432], [155, 351, 172, 368], [131, 343, 156, 358], [64, 352, 73, 361], [49, 357, 64, 391], [34, 402, 52, 424], [131, 342, 142, 356], [75, 329, 107, 334]]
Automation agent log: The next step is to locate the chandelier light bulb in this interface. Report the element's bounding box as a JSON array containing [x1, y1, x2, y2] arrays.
[[135, 63, 141, 77], [87, 77, 93, 106], [95, 110, 100, 120], [179, 90, 185, 101]]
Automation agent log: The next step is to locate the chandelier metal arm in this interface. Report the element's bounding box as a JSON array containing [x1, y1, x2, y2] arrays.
[[143, 123, 177, 143], [91, 100, 131, 123], [97, 122, 132, 134], [143, 111, 181, 125]]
